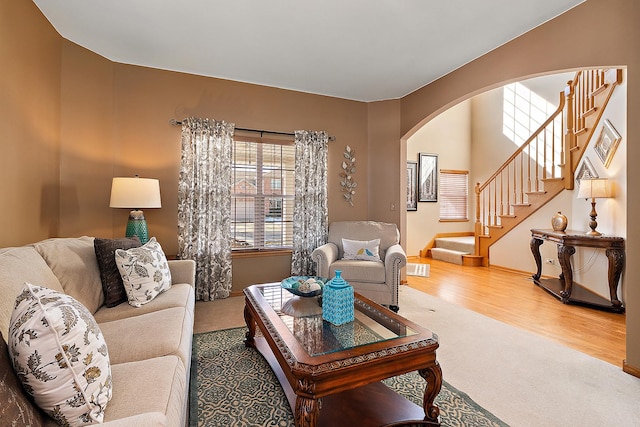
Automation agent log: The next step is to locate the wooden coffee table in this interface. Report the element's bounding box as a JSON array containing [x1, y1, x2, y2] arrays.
[[243, 283, 442, 426]]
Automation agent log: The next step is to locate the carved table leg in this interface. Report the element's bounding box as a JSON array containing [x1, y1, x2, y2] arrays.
[[606, 248, 625, 308], [530, 237, 543, 281], [243, 302, 256, 347], [419, 362, 442, 425], [557, 244, 575, 300], [294, 395, 319, 427]]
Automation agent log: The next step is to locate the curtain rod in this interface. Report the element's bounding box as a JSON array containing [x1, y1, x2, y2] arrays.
[[169, 119, 335, 141]]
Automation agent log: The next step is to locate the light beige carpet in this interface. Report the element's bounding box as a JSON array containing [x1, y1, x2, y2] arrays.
[[397, 286, 640, 427], [196, 286, 640, 426]]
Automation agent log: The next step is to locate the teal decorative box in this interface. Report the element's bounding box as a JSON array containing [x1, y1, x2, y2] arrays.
[[322, 270, 354, 326]]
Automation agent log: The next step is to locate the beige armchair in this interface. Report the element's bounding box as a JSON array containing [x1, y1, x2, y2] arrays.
[[311, 221, 406, 312]]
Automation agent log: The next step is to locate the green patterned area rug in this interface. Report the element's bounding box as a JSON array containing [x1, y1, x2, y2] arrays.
[[190, 328, 508, 427]]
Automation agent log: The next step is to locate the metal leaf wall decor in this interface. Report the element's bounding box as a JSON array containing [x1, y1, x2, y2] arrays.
[[339, 145, 357, 206]]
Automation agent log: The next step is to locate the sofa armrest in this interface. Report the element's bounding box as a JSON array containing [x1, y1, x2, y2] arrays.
[[311, 243, 339, 278], [384, 243, 407, 285], [168, 259, 196, 287]]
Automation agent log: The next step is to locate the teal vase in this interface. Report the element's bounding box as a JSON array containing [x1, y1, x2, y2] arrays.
[[322, 270, 354, 326]]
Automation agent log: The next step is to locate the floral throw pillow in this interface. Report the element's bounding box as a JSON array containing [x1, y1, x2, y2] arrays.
[[115, 237, 172, 308], [342, 238, 382, 262], [8, 284, 112, 426]]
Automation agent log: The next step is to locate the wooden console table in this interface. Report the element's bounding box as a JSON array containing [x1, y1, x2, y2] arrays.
[[530, 229, 625, 313]]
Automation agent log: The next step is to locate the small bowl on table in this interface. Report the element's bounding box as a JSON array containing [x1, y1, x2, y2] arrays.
[[281, 276, 327, 297]]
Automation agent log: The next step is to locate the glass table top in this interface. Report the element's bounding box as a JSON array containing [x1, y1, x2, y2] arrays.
[[258, 283, 417, 357]]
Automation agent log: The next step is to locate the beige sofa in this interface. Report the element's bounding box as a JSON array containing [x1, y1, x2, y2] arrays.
[[0, 236, 195, 426], [312, 221, 406, 312]]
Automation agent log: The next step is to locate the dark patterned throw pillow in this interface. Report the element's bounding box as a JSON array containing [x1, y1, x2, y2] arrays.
[[94, 236, 141, 307], [0, 331, 46, 426]]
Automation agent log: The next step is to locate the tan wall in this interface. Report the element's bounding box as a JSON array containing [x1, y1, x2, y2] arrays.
[[0, 0, 62, 246], [2, 0, 369, 293], [367, 100, 402, 224], [57, 47, 370, 293], [59, 42, 115, 239], [394, 0, 640, 369], [114, 65, 370, 250]]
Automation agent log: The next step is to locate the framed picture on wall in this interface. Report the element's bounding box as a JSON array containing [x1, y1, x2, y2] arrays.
[[407, 161, 418, 211], [418, 153, 438, 202], [594, 119, 622, 168], [575, 156, 599, 188]]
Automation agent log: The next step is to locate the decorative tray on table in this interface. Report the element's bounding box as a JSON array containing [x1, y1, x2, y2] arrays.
[[281, 276, 327, 297]]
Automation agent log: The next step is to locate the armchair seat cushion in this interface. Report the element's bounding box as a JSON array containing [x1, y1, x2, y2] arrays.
[[330, 260, 385, 284]]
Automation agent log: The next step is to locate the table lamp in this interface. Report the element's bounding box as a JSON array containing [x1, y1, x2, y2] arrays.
[[577, 178, 610, 236], [109, 176, 161, 243]]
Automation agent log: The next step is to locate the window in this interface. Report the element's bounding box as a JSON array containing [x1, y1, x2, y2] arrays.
[[231, 138, 295, 250], [503, 82, 559, 146], [503, 82, 562, 177], [439, 170, 468, 221]]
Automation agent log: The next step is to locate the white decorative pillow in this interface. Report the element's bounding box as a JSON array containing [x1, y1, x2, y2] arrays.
[[8, 283, 112, 426], [342, 238, 382, 262], [115, 237, 172, 308]]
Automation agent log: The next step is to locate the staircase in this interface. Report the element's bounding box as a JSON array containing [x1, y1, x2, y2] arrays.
[[474, 69, 622, 266]]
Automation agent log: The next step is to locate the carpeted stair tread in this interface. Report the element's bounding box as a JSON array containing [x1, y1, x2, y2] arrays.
[[431, 247, 467, 265], [434, 236, 475, 253]]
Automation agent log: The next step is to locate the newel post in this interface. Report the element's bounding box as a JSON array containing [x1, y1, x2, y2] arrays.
[[474, 182, 481, 256], [564, 80, 576, 190]]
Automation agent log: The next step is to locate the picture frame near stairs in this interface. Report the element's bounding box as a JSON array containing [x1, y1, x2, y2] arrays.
[[594, 119, 622, 168], [575, 156, 598, 188], [418, 152, 438, 202], [407, 160, 418, 211]]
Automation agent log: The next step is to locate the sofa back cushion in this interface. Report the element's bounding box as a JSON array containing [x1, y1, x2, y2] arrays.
[[33, 237, 104, 314], [328, 221, 400, 260], [0, 246, 64, 339]]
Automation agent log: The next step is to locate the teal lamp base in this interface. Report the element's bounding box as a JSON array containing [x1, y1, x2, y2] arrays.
[[125, 210, 149, 244]]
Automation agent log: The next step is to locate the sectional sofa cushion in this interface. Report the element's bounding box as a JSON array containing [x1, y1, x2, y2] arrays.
[[115, 238, 172, 307], [8, 284, 112, 426], [99, 306, 192, 366], [0, 246, 65, 339], [93, 283, 194, 324], [105, 355, 185, 425], [94, 236, 141, 308], [33, 237, 105, 314], [0, 330, 46, 426]]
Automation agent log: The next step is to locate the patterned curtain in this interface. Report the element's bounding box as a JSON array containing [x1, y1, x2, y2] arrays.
[[291, 130, 329, 275], [178, 118, 234, 301]]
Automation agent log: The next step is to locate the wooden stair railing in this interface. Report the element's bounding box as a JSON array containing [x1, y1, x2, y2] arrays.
[[474, 69, 622, 266], [564, 69, 622, 189]]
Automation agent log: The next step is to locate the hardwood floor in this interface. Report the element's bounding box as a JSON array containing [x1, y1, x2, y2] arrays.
[[406, 257, 626, 367]]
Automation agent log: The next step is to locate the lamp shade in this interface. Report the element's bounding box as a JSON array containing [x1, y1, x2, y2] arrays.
[[577, 178, 610, 199], [109, 177, 162, 209]]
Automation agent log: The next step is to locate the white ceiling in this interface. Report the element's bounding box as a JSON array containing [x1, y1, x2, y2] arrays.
[[32, 0, 584, 102]]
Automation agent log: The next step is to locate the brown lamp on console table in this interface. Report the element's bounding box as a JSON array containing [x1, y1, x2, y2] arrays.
[[530, 228, 625, 313], [577, 178, 611, 236]]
